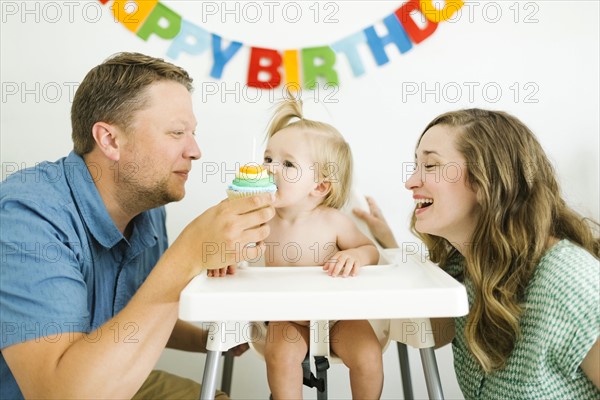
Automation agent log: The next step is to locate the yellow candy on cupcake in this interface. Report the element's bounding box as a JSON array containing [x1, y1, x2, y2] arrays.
[[226, 164, 277, 200]]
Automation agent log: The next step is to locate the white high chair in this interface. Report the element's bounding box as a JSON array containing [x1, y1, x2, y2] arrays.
[[193, 256, 458, 400], [217, 191, 435, 399]]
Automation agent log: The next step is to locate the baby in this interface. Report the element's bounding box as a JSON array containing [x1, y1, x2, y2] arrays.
[[260, 98, 383, 399], [210, 98, 383, 399]]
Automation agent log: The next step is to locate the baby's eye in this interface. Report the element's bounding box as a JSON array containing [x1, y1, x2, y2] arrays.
[[264, 156, 272, 164], [424, 164, 439, 170], [283, 160, 295, 168]]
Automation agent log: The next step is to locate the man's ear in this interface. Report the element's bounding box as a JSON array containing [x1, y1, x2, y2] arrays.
[[91, 122, 121, 161], [311, 180, 331, 199]]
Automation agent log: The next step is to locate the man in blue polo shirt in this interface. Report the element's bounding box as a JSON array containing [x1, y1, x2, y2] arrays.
[[0, 52, 274, 399]]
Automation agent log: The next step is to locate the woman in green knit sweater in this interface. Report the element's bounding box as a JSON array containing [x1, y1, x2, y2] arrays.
[[354, 109, 599, 399]]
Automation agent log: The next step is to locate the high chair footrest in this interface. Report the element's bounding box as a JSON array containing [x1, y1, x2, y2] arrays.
[[302, 356, 329, 393], [303, 374, 326, 392]]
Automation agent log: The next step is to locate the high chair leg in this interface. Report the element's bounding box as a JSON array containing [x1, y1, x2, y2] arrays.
[[420, 347, 444, 400], [397, 342, 414, 400], [200, 350, 222, 399], [221, 352, 234, 395], [314, 356, 329, 400]]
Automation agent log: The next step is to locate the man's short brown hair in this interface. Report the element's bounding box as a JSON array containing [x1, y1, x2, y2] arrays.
[[71, 52, 193, 155]]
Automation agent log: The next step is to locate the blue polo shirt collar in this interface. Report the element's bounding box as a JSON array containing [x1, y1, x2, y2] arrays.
[[63, 151, 157, 250]]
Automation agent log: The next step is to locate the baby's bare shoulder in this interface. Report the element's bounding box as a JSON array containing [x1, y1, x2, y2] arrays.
[[315, 206, 352, 224]]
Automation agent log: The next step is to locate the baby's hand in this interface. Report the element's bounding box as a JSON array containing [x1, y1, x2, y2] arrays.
[[207, 264, 236, 277], [323, 251, 360, 277]]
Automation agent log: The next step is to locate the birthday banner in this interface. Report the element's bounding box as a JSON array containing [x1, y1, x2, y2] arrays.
[[98, 0, 464, 89]]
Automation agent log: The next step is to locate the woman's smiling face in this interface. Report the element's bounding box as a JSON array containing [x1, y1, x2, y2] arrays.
[[405, 124, 480, 249]]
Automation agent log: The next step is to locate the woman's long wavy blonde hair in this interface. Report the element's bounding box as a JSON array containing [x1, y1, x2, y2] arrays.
[[411, 109, 599, 372]]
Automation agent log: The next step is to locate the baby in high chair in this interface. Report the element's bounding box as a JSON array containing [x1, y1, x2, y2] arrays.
[[212, 98, 383, 399], [262, 98, 382, 399]]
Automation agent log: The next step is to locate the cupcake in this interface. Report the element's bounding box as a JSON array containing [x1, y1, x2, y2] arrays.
[[226, 164, 277, 200]]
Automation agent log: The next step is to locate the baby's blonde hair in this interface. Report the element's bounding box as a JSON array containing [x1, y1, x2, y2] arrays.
[[266, 98, 352, 209]]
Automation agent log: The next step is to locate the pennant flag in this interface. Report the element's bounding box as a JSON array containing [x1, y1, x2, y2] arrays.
[[98, 0, 464, 89]]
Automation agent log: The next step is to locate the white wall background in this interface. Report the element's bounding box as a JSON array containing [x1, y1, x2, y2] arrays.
[[1, 1, 598, 399]]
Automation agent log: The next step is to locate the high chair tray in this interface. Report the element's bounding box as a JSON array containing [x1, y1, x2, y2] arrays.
[[180, 256, 468, 322]]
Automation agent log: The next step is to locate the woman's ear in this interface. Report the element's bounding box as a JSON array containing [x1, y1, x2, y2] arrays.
[[311, 180, 331, 199], [91, 122, 121, 161]]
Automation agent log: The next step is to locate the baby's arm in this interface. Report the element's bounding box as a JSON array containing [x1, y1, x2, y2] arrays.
[[323, 212, 380, 277]]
